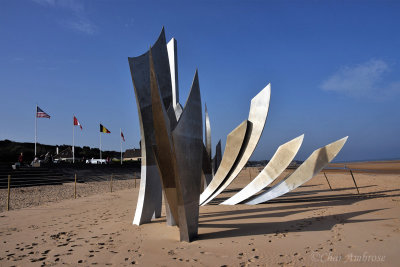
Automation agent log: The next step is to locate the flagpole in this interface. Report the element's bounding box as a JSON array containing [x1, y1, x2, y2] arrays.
[[35, 105, 37, 156], [120, 128, 122, 165], [72, 115, 75, 163], [100, 130, 102, 160]]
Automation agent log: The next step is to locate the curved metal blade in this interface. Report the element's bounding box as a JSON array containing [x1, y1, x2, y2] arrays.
[[221, 134, 304, 205], [201, 84, 271, 205], [199, 120, 249, 205], [246, 136, 348, 205]]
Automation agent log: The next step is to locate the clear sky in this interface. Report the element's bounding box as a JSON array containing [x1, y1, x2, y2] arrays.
[[1, 0, 399, 161]]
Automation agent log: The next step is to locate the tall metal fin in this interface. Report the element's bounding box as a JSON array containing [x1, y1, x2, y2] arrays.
[[172, 70, 203, 242], [128, 28, 172, 225], [167, 38, 179, 109], [213, 140, 222, 174], [149, 47, 180, 226], [205, 104, 212, 161]]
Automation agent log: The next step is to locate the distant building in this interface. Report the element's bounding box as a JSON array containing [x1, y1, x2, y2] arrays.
[[123, 148, 141, 161], [54, 147, 74, 162]]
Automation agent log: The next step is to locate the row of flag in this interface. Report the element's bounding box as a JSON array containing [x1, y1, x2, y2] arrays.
[[35, 105, 127, 163], [36, 106, 125, 141]]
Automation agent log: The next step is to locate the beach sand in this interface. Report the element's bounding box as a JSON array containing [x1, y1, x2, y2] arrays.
[[0, 164, 399, 266]]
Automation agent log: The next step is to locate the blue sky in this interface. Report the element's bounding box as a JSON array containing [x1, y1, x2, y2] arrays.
[[1, 0, 399, 161]]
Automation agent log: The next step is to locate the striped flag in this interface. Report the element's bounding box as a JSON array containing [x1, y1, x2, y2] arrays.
[[100, 124, 111, 133], [36, 106, 50, 118], [121, 131, 125, 142], [73, 116, 82, 130]]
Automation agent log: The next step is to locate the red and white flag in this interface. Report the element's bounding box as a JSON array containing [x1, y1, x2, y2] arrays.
[[121, 131, 125, 142], [73, 116, 82, 130]]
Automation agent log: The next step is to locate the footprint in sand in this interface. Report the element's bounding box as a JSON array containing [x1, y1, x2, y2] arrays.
[[30, 257, 46, 262]]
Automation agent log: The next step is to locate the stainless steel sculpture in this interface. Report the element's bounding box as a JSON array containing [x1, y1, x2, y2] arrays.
[[246, 137, 348, 205], [128, 28, 348, 242], [129, 29, 204, 241], [200, 85, 271, 206], [221, 135, 304, 205]]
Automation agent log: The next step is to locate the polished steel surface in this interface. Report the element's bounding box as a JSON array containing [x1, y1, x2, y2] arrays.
[[205, 104, 212, 161], [164, 195, 177, 226], [201, 84, 271, 205], [128, 28, 172, 225], [172, 70, 203, 241], [213, 140, 222, 175], [221, 135, 304, 205], [246, 137, 348, 205], [202, 104, 213, 188], [174, 103, 183, 121], [199, 120, 249, 205], [167, 38, 179, 109], [202, 143, 213, 188], [149, 48, 180, 225], [132, 165, 161, 224], [166, 105, 178, 130]]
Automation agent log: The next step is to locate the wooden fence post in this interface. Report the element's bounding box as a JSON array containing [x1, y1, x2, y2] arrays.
[[7, 175, 11, 211], [74, 173, 77, 199], [110, 174, 113, 192]]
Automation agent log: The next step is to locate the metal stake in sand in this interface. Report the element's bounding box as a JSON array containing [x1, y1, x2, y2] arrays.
[[7, 175, 11, 211], [323, 172, 333, 190], [74, 173, 77, 199], [110, 174, 113, 192], [134, 176, 136, 188], [349, 169, 360, 194]]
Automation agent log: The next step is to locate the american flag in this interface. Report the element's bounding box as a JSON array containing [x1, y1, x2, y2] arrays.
[[36, 106, 50, 118]]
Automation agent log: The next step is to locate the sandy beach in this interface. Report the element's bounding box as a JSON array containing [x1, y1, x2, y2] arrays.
[[1, 163, 399, 266]]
